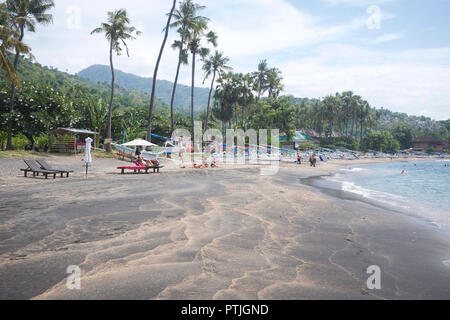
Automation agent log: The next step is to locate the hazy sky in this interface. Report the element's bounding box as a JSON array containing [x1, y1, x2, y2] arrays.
[[24, 0, 450, 120]]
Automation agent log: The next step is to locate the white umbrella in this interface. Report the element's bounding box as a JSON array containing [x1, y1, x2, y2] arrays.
[[122, 139, 157, 147]]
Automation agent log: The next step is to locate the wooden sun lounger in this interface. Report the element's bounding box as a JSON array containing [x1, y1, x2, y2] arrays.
[[36, 159, 73, 178], [117, 165, 150, 174], [21, 160, 57, 179]]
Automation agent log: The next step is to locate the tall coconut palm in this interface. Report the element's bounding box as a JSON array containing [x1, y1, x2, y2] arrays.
[[340, 91, 354, 137], [147, 0, 176, 142], [202, 50, 231, 131], [213, 72, 236, 137], [237, 73, 254, 130], [252, 59, 269, 102], [91, 9, 141, 152], [4, 0, 54, 150], [186, 19, 217, 148], [323, 95, 338, 138], [169, 0, 205, 134], [357, 100, 371, 145], [266, 67, 284, 98]]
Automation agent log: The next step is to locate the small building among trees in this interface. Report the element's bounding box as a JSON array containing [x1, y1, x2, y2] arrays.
[[49, 128, 99, 154], [412, 136, 447, 153]]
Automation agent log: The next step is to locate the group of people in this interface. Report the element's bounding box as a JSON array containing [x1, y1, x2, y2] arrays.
[[296, 152, 323, 168], [192, 158, 218, 169], [135, 146, 161, 167]]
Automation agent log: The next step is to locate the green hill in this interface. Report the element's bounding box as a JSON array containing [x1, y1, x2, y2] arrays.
[[0, 54, 175, 113], [77, 64, 211, 113]]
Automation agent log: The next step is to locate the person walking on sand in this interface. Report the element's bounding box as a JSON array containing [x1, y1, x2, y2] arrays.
[[297, 153, 302, 165], [312, 154, 318, 168]]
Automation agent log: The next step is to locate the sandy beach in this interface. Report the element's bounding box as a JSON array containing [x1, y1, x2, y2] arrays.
[[0, 155, 449, 300]]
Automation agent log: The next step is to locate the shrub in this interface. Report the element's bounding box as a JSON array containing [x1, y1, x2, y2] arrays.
[[12, 134, 29, 150]]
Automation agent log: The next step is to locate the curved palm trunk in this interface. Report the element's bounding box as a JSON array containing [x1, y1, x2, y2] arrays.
[[191, 52, 196, 158], [6, 27, 24, 150], [170, 33, 185, 135], [106, 40, 115, 153], [205, 70, 216, 132], [147, 0, 176, 142]]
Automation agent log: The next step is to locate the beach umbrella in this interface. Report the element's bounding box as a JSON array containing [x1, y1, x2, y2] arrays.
[[122, 139, 157, 147]]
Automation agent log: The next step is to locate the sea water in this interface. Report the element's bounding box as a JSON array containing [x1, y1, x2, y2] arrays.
[[325, 161, 450, 237]]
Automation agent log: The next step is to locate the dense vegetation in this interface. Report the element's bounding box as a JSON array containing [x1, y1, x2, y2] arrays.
[[1, 0, 449, 154], [77, 65, 211, 115]]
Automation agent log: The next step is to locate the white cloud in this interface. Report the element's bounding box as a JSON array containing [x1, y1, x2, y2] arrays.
[[374, 32, 403, 43], [205, 0, 364, 58], [322, 0, 395, 6], [279, 45, 450, 120]]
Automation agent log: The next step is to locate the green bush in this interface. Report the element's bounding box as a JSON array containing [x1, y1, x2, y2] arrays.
[[426, 147, 435, 154], [363, 131, 400, 153], [12, 134, 29, 150], [35, 134, 51, 152]]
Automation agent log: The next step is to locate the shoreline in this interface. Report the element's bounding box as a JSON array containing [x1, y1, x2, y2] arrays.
[[0, 156, 449, 299], [301, 162, 450, 243]]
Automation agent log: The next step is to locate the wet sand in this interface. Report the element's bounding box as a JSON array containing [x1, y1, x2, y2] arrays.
[[0, 156, 449, 300]]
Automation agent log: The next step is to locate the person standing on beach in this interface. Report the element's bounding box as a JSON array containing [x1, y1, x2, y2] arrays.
[[135, 146, 142, 159], [178, 137, 186, 168], [297, 153, 302, 165]]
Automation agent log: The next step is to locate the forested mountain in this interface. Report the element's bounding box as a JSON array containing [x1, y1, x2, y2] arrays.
[[1, 54, 169, 112], [77, 64, 211, 113], [377, 108, 443, 131]]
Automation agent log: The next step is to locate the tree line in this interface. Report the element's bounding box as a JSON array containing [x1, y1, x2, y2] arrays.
[[1, 0, 448, 154]]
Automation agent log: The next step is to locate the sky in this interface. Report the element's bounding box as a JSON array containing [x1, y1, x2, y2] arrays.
[[24, 0, 450, 120]]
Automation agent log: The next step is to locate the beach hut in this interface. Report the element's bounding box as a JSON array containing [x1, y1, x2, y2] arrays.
[[49, 128, 99, 154], [279, 131, 315, 150]]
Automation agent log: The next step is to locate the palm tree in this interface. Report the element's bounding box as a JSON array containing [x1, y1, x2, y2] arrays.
[[91, 9, 141, 152], [169, 0, 205, 134], [237, 73, 254, 130], [202, 50, 231, 131], [147, 0, 176, 142], [0, 3, 31, 85], [350, 95, 362, 138], [323, 95, 338, 138], [358, 100, 371, 145], [341, 91, 354, 137], [4, 0, 54, 150], [186, 18, 217, 148], [252, 59, 269, 102], [266, 68, 284, 98], [213, 72, 236, 137]]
